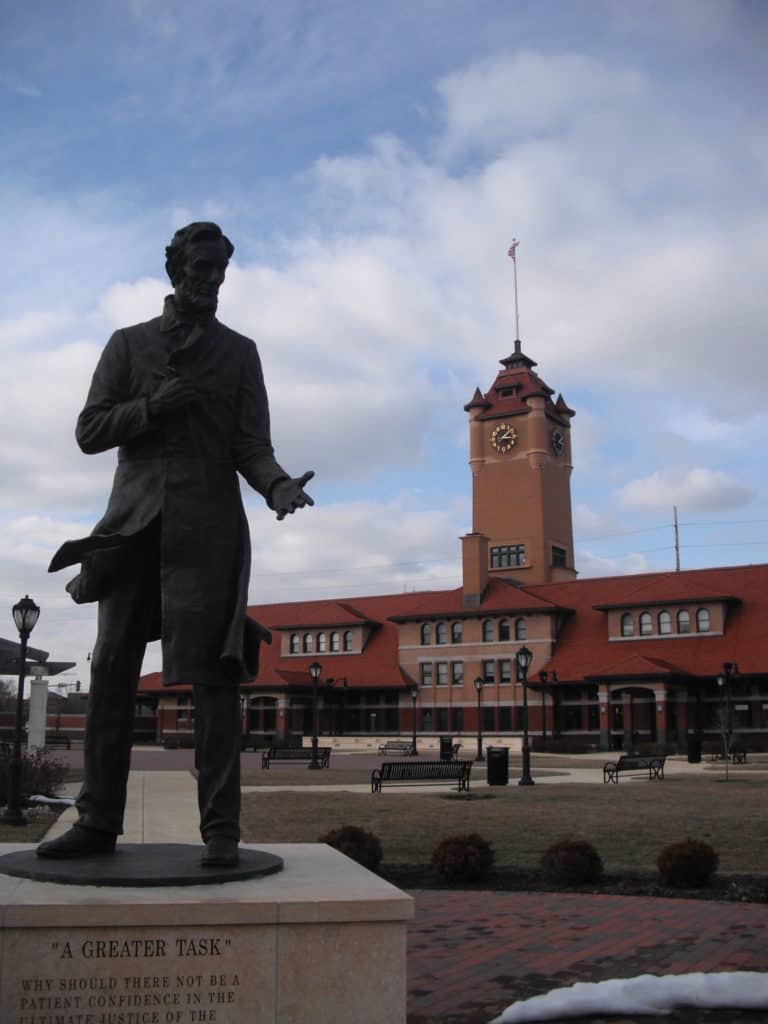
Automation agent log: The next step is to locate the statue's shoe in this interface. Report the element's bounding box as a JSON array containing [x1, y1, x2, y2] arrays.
[[36, 826, 117, 859], [201, 836, 239, 867]]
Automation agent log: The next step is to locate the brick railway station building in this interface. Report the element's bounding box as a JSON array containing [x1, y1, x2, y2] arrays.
[[139, 340, 768, 754]]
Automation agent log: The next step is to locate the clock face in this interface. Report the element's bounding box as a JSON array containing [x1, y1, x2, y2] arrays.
[[490, 422, 518, 453], [551, 428, 565, 456]]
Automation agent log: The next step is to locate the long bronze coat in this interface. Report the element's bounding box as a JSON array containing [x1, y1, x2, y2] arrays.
[[49, 297, 288, 687]]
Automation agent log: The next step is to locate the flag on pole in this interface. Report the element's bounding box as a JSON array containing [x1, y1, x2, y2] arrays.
[[507, 239, 519, 261]]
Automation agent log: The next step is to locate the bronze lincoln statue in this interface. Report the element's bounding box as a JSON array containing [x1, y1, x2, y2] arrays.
[[38, 223, 314, 867]]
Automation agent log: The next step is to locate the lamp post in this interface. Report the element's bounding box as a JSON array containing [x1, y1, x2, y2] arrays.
[[716, 661, 737, 779], [1, 596, 41, 825], [516, 645, 534, 786], [474, 676, 485, 762], [410, 686, 418, 755], [308, 661, 322, 769]]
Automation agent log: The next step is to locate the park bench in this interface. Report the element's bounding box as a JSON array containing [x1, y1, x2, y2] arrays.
[[261, 746, 331, 769], [44, 733, 71, 750], [371, 759, 472, 793], [378, 740, 416, 756], [603, 754, 666, 784], [705, 740, 748, 764]]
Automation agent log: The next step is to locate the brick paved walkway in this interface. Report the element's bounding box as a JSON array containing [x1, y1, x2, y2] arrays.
[[407, 891, 768, 1024]]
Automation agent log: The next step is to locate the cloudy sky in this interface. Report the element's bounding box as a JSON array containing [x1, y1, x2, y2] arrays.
[[1, 0, 766, 681]]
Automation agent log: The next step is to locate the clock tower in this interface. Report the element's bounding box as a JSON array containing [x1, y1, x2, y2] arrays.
[[462, 339, 576, 596]]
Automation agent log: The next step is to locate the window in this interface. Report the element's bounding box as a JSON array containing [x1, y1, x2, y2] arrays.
[[490, 544, 526, 568], [563, 705, 582, 731], [330, 631, 341, 652], [552, 545, 567, 568], [435, 622, 448, 645], [343, 630, 353, 652], [436, 708, 449, 732], [499, 658, 512, 684], [420, 623, 432, 646], [452, 707, 464, 732], [420, 663, 433, 687], [303, 633, 313, 653], [436, 662, 448, 686], [317, 632, 327, 652], [677, 609, 691, 634], [498, 618, 511, 641], [482, 659, 495, 684], [658, 611, 672, 635], [515, 618, 527, 641], [639, 612, 652, 636], [482, 619, 494, 642], [289, 633, 300, 654], [696, 608, 710, 632], [620, 613, 634, 637], [451, 621, 463, 643], [498, 706, 511, 731], [486, 706, 499, 730], [451, 661, 464, 686]]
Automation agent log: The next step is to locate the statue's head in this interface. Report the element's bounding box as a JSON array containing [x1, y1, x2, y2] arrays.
[[165, 222, 234, 314]]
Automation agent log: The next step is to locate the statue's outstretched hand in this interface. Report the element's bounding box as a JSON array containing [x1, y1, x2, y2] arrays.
[[271, 471, 315, 521]]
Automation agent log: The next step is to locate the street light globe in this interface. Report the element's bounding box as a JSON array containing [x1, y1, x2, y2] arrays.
[[474, 676, 484, 693], [12, 595, 40, 638], [309, 661, 322, 680]]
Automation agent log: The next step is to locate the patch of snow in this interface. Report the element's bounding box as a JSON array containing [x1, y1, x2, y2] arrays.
[[489, 972, 768, 1022]]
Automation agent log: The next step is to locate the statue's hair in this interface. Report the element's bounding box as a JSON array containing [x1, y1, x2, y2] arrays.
[[165, 222, 234, 284]]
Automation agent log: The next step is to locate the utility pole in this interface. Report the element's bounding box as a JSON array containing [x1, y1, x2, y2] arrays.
[[673, 506, 680, 572], [508, 239, 520, 340]]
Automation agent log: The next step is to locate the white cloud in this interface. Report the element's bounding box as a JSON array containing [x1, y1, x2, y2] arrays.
[[576, 548, 650, 579], [617, 468, 755, 512]]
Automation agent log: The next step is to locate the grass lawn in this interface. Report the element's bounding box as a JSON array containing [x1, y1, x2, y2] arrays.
[[241, 774, 768, 881]]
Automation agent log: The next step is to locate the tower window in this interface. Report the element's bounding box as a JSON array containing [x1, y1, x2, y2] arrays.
[[482, 619, 494, 642], [420, 663, 433, 687], [451, 621, 463, 643], [420, 623, 432, 646], [490, 544, 526, 569], [482, 659, 495, 683], [499, 658, 512, 684], [498, 618, 510, 641], [435, 622, 448, 645], [515, 618, 527, 641], [436, 662, 448, 686], [451, 662, 464, 685], [552, 546, 567, 568]]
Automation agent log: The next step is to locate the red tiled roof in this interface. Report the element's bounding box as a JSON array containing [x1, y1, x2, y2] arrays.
[[530, 563, 768, 682], [266, 599, 373, 629], [388, 578, 565, 621]]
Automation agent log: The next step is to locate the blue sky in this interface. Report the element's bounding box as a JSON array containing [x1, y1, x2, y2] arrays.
[[1, 0, 766, 680]]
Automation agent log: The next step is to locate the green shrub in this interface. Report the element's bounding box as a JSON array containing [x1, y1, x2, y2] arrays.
[[319, 825, 383, 872], [0, 749, 69, 805], [540, 838, 604, 885], [431, 832, 494, 883], [657, 838, 719, 888]]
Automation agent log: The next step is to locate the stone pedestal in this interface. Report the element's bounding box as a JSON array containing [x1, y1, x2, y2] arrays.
[[0, 843, 413, 1024]]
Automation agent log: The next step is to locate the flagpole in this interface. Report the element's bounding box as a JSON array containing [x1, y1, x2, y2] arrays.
[[508, 239, 520, 340]]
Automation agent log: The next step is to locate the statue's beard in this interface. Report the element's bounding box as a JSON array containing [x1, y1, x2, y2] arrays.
[[175, 276, 219, 314]]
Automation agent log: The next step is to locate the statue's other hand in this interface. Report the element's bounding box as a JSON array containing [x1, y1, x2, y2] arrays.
[[272, 471, 315, 521], [147, 375, 199, 419]]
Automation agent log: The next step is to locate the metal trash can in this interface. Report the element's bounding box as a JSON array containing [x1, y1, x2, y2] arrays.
[[439, 736, 453, 761], [486, 745, 509, 786], [687, 736, 702, 763]]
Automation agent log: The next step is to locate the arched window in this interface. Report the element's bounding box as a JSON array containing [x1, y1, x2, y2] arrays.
[[289, 633, 300, 654], [482, 619, 494, 642], [317, 632, 327, 652], [420, 623, 432, 646], [658, 611, 672, 635], [639, 612, 652, 636], [498, 619, 511, 642], [677, 609, 691, 634], [330, 631, 341, 652], [343, 630, 353, 652], [435, 622, 448, 645], [696, 608, 710, 632], [303, 633, 313, 653], [620, 613, 634, 637], [451, 621, 462, 643], [515, 618, 527, 641]]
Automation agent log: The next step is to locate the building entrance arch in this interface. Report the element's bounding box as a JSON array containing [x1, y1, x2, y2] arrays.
[[606, 683, 665, 752]]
